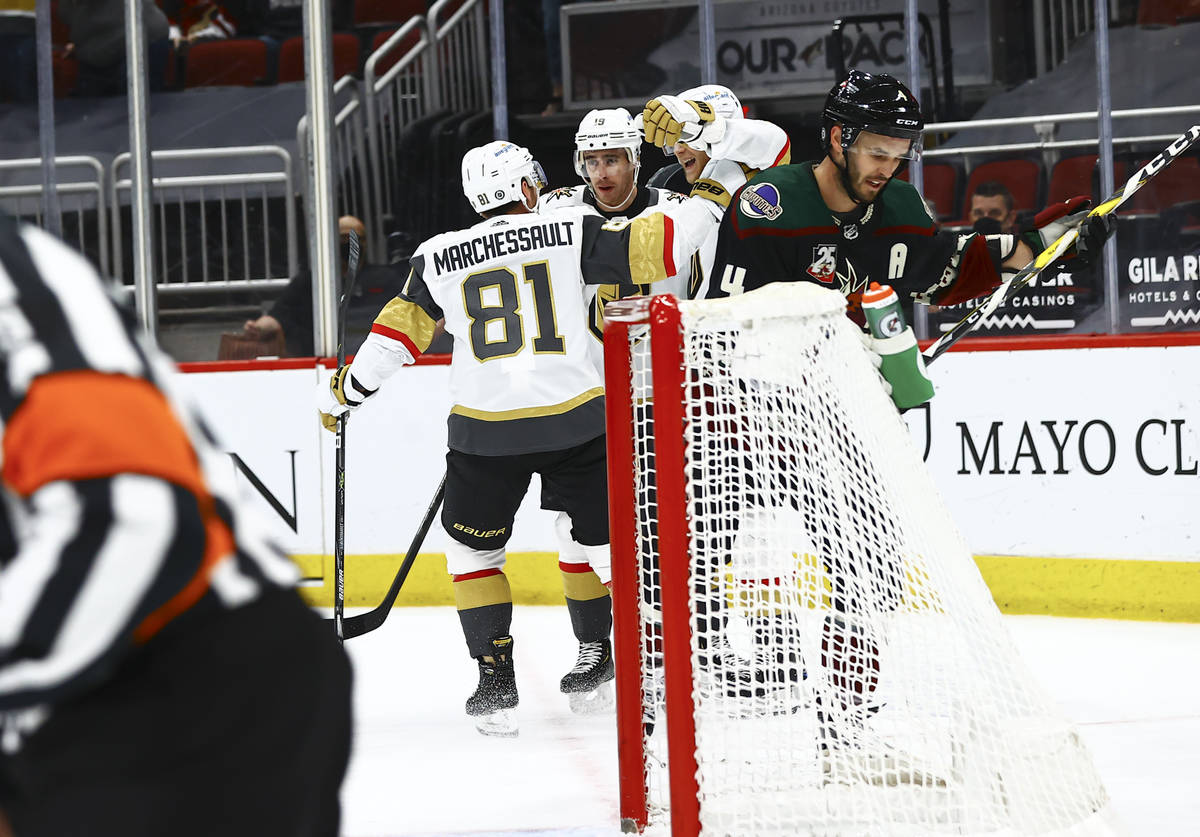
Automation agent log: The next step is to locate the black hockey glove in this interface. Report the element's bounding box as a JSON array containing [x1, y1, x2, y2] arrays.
[[1074, 212, 1118, 269]]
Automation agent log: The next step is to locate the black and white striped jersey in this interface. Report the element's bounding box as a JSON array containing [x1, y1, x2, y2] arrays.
[[0, 215, 299, 711]]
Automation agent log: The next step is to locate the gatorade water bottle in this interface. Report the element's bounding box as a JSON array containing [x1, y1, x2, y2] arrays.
[[861, 282, 935, 410]]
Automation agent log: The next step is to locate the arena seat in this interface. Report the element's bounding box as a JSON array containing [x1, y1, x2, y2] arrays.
[[354, 0, 427, 26], [962, 158, 1043, 217], [904, 162, 960, 222], [368, 26, 424, 76], [1153, 154, 1200, 208], [184, 39, 272, 88], [1136, 0, 1200, 26], [278, 33, 361, 83]]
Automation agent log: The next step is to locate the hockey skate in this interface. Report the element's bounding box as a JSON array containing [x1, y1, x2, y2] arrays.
[[466, 636, 518, 737], [560, 638, 615, 715], [817, 703, 946, 788]]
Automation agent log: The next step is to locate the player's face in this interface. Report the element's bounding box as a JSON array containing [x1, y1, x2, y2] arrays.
[[844, 131, 910, 201], [581, 149, 636, 208], [970, 194, 1015, 232], [673, 142, 711, 184]]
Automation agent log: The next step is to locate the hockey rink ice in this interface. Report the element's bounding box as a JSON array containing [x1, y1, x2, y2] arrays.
[[335, 605, 1200, 837]]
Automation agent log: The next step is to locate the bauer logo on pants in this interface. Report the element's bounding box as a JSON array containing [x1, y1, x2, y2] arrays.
[[739, 183, 783, 220]]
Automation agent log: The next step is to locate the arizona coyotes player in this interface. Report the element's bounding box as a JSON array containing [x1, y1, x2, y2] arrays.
[[709, 71, 1113, 320], [318, 140, 737, 737], [703, 70, 1116, 771]]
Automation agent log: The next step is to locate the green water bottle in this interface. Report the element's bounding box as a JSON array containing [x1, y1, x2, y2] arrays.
[[861, 282, 935, 410]]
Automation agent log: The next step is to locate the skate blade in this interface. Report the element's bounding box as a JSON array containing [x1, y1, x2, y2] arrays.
[[474, 708, 518, 737], [567, 679, 615, 715]]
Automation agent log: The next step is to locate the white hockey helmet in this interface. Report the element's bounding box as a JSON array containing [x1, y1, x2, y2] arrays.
[[573, 108, 642, 180], [461, 140, 548, 214], [677, 84, 745, 121]]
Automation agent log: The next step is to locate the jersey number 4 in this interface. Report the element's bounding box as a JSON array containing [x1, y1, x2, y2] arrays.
[[464, 262, 565, 360]]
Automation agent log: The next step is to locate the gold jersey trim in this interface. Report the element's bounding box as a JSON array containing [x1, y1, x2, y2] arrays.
[[374, 296, 438, 354], [627, 213, 670, 286], [450, 387, 604, 421]]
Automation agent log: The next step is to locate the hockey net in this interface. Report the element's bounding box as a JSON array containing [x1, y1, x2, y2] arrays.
[[602, 284, 1119, 837]]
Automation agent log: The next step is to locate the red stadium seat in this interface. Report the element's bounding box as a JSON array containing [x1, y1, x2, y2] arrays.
[[959, 158, 1042, 223], [52, 52, 77, 98], [184, 39, 270, 88], [368, 26, 423, 75], [1154, 155, 1200, 208], [897, 163, 959, 221], [354, 0, 426, 26], [1137, 0, 1200, 25], [277, 33, 361, 83]]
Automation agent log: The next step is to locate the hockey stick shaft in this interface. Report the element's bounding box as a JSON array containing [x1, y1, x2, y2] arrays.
[[922, 124, 1200, 364], [341, 473, 446, 639], [332, 229, 361, 642]]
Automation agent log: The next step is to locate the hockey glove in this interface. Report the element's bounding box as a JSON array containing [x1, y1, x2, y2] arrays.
[[1074, 211, 1118, 268], [1026, 195, 1116, 270], [317, 364, 376, 431], [642, 95, 721, 149]]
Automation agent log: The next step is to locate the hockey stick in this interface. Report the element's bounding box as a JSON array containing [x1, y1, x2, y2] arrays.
[[340, 473, 446, 639], [922, 124, 1200, 365], [331, 228, 360, 642]]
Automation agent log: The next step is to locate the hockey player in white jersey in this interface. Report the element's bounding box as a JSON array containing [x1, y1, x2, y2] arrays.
[[317, 140, 732, 736], [642, 83, 792, 297], [538, 112, 696, 706]]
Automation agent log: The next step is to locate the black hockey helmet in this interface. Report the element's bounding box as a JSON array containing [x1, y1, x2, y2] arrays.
[[821, 70, 924, 161]]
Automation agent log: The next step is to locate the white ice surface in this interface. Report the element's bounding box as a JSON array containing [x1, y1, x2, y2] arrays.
[[336, 607, 1200, 837]]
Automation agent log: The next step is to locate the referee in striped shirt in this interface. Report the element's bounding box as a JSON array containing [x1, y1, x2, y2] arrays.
[[0, 213, 352, 837]]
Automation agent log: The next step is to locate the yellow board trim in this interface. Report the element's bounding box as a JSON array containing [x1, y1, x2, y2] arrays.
[[291, 553, 1200, 622], [450, 388, 603, 421]]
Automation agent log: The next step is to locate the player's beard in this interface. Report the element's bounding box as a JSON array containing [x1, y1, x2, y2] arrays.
[[835, 153, 880, 206]]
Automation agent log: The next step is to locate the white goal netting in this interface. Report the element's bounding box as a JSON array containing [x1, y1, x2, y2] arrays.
[[605, 284, 1120, 837]]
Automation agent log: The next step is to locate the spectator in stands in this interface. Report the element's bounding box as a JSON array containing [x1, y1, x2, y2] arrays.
[[967, 180, 1019, 234], [0, 0, 35, 104], [58, 0, 172, 96], [241, 215, 416, 357]]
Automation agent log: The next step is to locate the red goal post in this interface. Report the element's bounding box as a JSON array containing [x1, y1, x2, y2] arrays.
[[602, 285, 1122, 837]]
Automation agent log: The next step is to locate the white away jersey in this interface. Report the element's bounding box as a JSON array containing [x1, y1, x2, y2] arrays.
[[539, 183, 692, 371], [347, 204, 703, 455]]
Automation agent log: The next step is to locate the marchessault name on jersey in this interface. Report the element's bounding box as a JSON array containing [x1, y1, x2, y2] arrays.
[[432, 220, 576, 274]]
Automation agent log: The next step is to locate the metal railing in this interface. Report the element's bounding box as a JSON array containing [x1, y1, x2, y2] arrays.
[[299, 75, 377, 253], [0, 156, 109, 276], [430, 0, 490, 114], [364, 16, 439, 248], [922, 104, 1200, 172], [111, 146, 298, 294]]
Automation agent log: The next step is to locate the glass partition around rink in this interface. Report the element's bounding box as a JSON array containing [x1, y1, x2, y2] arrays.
[[563, 0, 1200, 338]]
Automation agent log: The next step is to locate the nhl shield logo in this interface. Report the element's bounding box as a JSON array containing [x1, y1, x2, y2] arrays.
[[807, 244, 837, 284]]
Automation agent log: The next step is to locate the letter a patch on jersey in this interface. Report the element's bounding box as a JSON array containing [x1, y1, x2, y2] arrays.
[[807, 244, 837, 284]]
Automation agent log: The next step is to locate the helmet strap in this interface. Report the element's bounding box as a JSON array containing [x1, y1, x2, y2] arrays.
[[833, 145, 867, 206]]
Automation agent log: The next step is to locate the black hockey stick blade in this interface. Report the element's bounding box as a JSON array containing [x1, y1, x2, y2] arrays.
[[922, 124, 1200, 365], [336, 473, 447, 640]]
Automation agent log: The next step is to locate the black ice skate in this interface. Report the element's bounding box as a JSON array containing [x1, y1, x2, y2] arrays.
[[560, 638, 615, 715], [466, 636, 518, 737], [816, 698, 945, 787]]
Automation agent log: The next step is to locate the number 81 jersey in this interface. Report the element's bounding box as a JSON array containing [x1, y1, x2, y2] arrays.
[[363, 205, 681, 456]]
